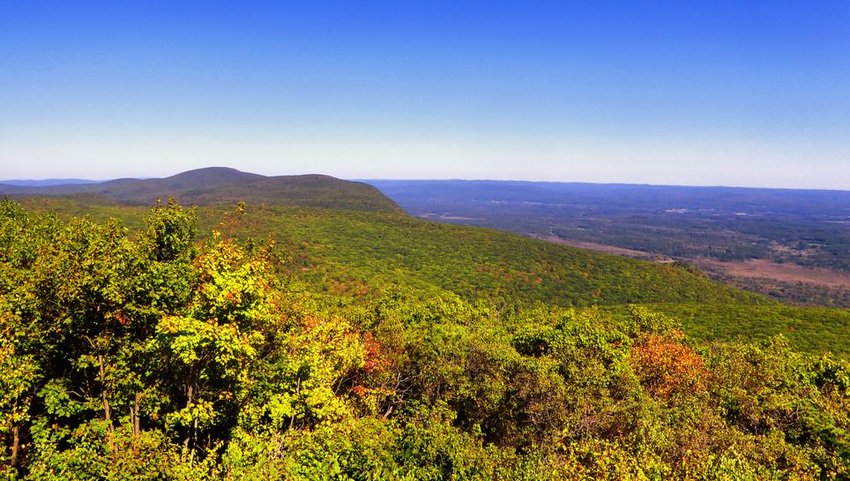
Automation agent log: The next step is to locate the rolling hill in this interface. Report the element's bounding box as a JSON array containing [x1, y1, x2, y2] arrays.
[[11, 195, 766, 308], [0, 167, 403, 213]]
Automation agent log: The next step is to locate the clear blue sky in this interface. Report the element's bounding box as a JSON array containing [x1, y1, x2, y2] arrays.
[[2, 1, 849, 188]]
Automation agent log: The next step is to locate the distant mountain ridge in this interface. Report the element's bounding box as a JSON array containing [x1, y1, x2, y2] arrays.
[[0, 167, 403, 213], [0, 178, 102, 187], [365, 179, 850, 218]]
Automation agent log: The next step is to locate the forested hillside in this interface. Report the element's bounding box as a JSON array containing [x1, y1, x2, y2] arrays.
[[13, 197, 762, 307], [17, 196, 850, 359], [0, 168, 402, 214], [1, 198, 849, 479]]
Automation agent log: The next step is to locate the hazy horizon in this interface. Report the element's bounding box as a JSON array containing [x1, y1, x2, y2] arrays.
[[6, 166, 850, 193], [2, 1, 849, 189]]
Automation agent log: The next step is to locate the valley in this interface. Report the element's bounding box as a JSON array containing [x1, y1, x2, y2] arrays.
[[369, 179, 850, 306]]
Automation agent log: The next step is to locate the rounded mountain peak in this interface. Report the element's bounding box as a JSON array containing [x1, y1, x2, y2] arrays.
[[165, 167, 266, 186]]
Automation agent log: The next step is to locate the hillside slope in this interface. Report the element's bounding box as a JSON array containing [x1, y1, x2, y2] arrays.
[[16, 195, 765, 307], [15, 197, 850, 357], [1, 167, 403, 213], [230, 205, 768, 307]]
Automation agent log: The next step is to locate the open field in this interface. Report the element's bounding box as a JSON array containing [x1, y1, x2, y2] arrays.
[[698, 258, 850, 288], [537, 235, 674, 262], [537, 236, 850, 307]]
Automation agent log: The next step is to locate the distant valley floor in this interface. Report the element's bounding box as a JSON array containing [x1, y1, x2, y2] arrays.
[[538, 234, 850, 307], [545, 235, 850, 288], [697, 258, 850, 288], [368, 179, 850, 308], [536, 235, 674, 262]]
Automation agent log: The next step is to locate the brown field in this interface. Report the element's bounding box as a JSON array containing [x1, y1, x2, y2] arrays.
[[696, 259, 850, 288], [421, 213, 484, 221], [537, 236, 674, 262], [538, 235, 850, 291]]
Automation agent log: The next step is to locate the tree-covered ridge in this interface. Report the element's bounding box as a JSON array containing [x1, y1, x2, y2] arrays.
[[1, 200, 849, 479], [22, 199, 764, 307], [224, 205, 771, 307], [14, 198, 850, 357], [1, 168, 403, 214]]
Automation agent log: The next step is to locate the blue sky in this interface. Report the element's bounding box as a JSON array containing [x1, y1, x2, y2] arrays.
[[1, 1, 849, 188]]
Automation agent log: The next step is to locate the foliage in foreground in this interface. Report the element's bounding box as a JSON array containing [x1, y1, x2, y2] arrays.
[[0, 200, 848, 479]]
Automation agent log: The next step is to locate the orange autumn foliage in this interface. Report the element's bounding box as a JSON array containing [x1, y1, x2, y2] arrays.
[[630, 330, 710, 401], [362, 331, 391, 373]]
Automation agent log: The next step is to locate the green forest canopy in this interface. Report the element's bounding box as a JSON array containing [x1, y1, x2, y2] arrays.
[[15, 196, 850, 359], [1, 199, 848, 479]]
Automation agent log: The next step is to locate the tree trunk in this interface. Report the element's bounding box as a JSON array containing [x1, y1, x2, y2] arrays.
[[183, 383, 194, 452], [97, 354, 117, 456], [133, 392, 141, 437], [189, 417, 198, 464], [97, 355, 113, 430], [10, 425, 19, 467]]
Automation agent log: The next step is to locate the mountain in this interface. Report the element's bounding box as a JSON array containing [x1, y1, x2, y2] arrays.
[[0, 178, 102, 187], [0, 167, 403, 213]]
